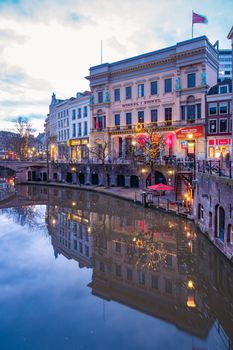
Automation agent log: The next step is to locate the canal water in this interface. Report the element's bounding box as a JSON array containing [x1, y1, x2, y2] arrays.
[[0, 185, 232, 350]]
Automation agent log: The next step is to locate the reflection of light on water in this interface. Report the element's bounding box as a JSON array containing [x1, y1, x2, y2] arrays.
[[187, 294, 196, 308], [188, 280, 194, 289]]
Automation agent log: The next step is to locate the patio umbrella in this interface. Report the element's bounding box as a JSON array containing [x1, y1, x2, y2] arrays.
[[148, 184, 174, 191]]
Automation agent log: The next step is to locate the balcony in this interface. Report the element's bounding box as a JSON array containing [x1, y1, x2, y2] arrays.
[[90, 118, 206, 135]]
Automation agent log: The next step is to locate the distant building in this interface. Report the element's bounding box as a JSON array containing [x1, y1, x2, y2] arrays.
[[218, 49, 232, 81], [206, 79, 232, 159], [57, 91, 91, 161], [227, 26, 233, 161], [0, 131, 17, 160], [47, 91, 91, 162], [36, 133, 46, 154], [47, 93, 64, 161]]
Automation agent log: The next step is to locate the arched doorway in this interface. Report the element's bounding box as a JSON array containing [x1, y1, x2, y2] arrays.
[[130, 175, 139, 188], [215, 205, 225, 242], [66, 172, 72, 183], [117, 175, 125, 187], [78, 173, 85, 185], [92, 173, 99, 185], [146, 171, 167, 186], [107, 174, 110, 187]]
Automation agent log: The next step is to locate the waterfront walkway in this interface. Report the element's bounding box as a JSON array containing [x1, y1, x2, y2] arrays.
[[22, 181, 193, 220]]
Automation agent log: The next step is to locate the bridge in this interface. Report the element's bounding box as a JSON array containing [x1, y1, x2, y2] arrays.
[[0, 160, 47, 172], [0, 160, 48, 183]]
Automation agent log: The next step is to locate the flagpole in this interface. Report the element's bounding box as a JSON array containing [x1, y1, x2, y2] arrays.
[[192, 10, 194, 39], [101, 40, 103, 64]]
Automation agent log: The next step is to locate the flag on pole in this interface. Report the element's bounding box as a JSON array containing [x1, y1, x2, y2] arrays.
[[192, 12, 208, 24]]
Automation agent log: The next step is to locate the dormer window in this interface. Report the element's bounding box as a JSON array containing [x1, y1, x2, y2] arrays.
[[219, 85, 228, 94]]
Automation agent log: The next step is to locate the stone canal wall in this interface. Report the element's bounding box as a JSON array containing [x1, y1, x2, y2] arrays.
[[193, 173, 233, 260]]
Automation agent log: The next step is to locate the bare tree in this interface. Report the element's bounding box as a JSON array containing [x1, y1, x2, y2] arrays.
[[11, 117, 34, 160], [89, 138, 112, 187], [89, 139, 111, 165], [135, 127, 164, 184]]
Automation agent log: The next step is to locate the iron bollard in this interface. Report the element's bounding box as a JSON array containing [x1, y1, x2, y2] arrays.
[[141, 192, 148, 207]]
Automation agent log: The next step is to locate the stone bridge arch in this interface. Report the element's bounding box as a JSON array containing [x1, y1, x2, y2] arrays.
[[0, 161, 48, 183]]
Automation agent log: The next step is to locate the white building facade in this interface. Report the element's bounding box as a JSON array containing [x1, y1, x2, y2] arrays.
[[57, 92, 91, 161]]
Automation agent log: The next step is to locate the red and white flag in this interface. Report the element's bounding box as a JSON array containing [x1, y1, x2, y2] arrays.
[[192, 12, 208, 24]]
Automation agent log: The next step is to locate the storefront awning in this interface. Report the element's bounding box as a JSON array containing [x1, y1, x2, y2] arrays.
[[176, 125, 204, 139]]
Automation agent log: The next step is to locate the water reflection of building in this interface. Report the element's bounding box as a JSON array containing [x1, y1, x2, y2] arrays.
[[7, 185, 232, 346], [89, 218, 213, 339], [48, 205, 93, 268]]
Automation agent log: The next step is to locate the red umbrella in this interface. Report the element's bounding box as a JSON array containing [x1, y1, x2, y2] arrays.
[[148, 183, 174, 191]]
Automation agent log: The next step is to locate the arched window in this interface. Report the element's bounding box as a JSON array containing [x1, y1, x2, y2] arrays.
[[215, 205, 225, 242], [186, 95, 195, 104]]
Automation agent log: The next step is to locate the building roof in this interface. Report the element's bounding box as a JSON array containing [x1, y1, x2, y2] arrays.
[[91, 36, 215, 70], [207, 78, 232, 95], [219, 49, 232, 55], [87, 36, 218, 84], [227, 26, 233, 39]]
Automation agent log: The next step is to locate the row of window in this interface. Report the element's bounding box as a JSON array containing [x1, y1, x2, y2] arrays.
[[99, 262, 173, 293], [58, 106, 88, 119], [219, 57, 232, 62], [208, 102, 232, 116], [58, 129, 69, 141], [181, 104, 201, 120], [96, 73, 197, 103], [208, 118, 232, 134], [73, 240, 90, 257], [58, 109, 69, 118], [72, 122, 88, 138], [58, 118, 69, 129], [113, 104, 202, 128], [113, 108, 172, 127], [72, 106, 88, 120]]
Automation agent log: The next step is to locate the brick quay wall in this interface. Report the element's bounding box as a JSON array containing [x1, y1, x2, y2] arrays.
[[193, 173, 233, 261]]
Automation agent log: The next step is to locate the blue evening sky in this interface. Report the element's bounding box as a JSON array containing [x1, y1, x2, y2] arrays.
[[0, 0, 232, 133]]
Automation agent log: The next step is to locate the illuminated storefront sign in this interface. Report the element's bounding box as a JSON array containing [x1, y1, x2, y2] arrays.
[[208, 138, 231, 158], [122, 98, 160, 108], [216, 139, 231, 145], [208, 139, 231, 146], [176, 125, 204, 139], [67, 138, 88, 146]]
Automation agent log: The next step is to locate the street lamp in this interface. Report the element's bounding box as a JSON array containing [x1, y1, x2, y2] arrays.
[[51, 144, 55, 161], [87, 143, 90, 163]]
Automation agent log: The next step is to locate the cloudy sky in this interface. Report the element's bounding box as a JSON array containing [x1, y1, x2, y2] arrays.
[[0, 0, 232, 134]]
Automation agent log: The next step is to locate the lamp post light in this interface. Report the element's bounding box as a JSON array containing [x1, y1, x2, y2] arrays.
[[131, 139, 137, 165], [50, 144, 55, 161], [46, 142, 50, 182], [87, 143, 90, 163]]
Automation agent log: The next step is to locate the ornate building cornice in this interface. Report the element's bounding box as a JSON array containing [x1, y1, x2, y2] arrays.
[[87, 47, 206, 82]]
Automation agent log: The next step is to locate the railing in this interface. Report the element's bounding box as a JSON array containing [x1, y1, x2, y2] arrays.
[[140, 191, 192, 216], [91, 118, 206, 133], [197, 160, 232, 178]]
